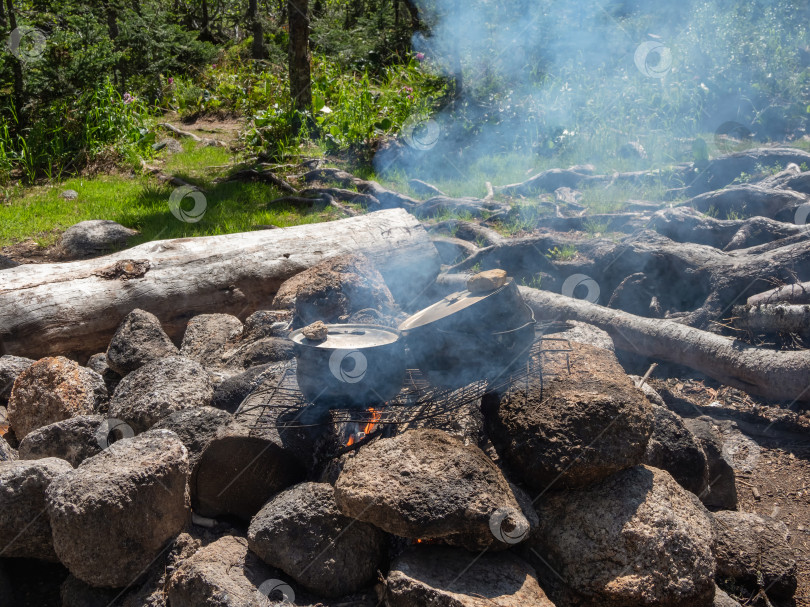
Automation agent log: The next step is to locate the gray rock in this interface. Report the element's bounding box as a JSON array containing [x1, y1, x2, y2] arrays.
[[712, 510, 797, 599], [642, 405, 710, 496], [482, 342, 653, 489], [683, 416, 738, 510], [0, 435, 16, 462], [240, 310, 292, 341], [211, 363, 286, 413], [0, 254, 20, 270], [386, 546, 556, 607], [334, 429, 532, 551], [619, 141, 647, 159], [529, 465, 716, 607], [109, 355, 214, 433], [180, 314, 243, 368], [0, 457, 73, 560], [153, 406, 232, 469], [221, 336, 294, 369], [59, 220, 138, 259], [86, 352, 122, 395], [18, 414, 106, 467], [59, 219, 138, 259], [192, 418, 306, 520], [272, 253, 396, 326], [106, 309, 179, 376], [0, 355, 33, 405], [713, 587, 742, 607], [248, 482, 388, 598], [46, 430, 190, 588], [7, 356, 107, 440], [166, 535, 279, 607], [60, 189, 79, 200]]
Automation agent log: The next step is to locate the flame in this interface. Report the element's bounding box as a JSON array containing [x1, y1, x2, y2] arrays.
[[346, 408, 383, 446]]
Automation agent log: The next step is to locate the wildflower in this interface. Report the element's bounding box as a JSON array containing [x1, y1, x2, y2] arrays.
[[122, 92, 134, 104], [415, 52, 425, 61], [168, 77, 174, 85]]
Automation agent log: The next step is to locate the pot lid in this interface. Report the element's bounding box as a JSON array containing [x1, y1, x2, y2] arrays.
[[398, 279, 515, 332], [291, 324, 400, 349]]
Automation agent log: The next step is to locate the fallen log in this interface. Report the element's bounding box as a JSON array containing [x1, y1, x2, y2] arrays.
[[519, 287, 810, 403], [747, 281, 810, 306], [731, 304, 810, 335], [0, 209, 440, 361]]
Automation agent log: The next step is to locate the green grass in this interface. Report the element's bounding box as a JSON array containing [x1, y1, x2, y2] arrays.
[[0, 142, 342, 248]]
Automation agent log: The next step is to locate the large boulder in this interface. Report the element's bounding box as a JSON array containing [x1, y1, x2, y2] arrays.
[[59, 220, 138, 260], [642, 405, 710, 496], [712, 510, 797, 599], [166, 535, 278, 607], [248, 482, 388, 597], [7, 356, 107, 440], [272, 253, 396, 326], [46, 430, 190, 587], [220, 336, 295, 369], [152, 406, 232, 469], [386, 546, 556, 607], [0, 355, 34, 406], [682, 417, 738, 510], [240, 310, 292, 341], [191, 416, 307, 520], [334, 429, 534, 551], [482, 342, 653, 489], [18, 414, 106, 467], [529, 465, 716, 607], [106, 309, 179, 376], [0, 457, 73, 560], [108, 356, 214, 433], [180, 314, 243, 368]]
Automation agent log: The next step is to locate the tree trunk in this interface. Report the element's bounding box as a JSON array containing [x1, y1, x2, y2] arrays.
[[0, 0, 7, 29], [519, 287, 810, 403], [4, 0, 24, 125], [288, 0, 311, 112], [249, 0, 264, 59], [0, 210, 440, 361]]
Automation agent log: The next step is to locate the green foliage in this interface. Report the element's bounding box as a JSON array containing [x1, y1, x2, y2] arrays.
[[545, 245, 578, 261]]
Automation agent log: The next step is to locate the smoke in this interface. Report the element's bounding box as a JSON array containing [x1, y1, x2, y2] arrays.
[[374, 0, 810, 181]]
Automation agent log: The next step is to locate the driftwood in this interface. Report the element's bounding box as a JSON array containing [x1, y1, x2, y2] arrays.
[[732, 304, 810, 335], [748, 281, 810, 306], [519, 287, 810, 403], [0, 210, 440, 360]]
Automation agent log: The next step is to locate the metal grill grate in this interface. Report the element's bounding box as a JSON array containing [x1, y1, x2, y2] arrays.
[[234, 331, 573, 437]]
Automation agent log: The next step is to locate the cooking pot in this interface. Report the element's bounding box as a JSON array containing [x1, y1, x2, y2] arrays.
[[399, 278, 536, 387], [291, 324, 406, 408]]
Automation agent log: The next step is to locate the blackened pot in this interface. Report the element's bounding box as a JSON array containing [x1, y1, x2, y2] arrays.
[[291, 324, 406, 408]]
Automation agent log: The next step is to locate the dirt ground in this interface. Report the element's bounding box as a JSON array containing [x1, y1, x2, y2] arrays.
[[650, 378, 810, 607]]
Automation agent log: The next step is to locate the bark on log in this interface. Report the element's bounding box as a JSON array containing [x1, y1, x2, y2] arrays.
[[748, 281, 810, 306], [519, 287, 810, 403], [0, 209, 440, 360], [732, 304, 810, 335]]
